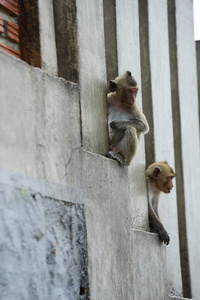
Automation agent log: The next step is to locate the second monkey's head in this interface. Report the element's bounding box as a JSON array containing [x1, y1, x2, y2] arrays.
[[146, 161, 175, 194]]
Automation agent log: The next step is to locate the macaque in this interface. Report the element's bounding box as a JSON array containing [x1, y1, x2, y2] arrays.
[[146, 161, 175, 245], [107, 71, 149, 166]]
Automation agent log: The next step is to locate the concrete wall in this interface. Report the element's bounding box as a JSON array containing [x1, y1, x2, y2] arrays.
[[0, 51, 81, 186], [0, 0, 199, 299], [115, 0, 148, 231], [0, 168, 88, 300], [147, 0, 182, 296], [175, 1, 200, 298], [196, 41, 200, 131]]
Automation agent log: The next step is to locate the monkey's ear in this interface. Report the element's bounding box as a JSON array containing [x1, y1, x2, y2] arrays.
[[109, 80, 117, 92], [152, 167, 161, 178], [126, 71, 132, 77]]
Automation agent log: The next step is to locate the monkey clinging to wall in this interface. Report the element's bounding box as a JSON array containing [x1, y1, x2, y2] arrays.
[[146, 161, 175, 245], [107, 71, 149, 166]]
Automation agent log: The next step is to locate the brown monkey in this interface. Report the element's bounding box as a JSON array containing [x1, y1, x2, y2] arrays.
[[107, 71, 149, 166], [146, 161, 175, 245]]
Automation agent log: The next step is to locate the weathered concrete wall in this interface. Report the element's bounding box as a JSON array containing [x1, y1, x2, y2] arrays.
[[0, 51, 170, 300], [76, 150, 168, 300], [175, 0, 200, 298], [0, 168, 88, 300], [0, 0, 199, 299], [168, 1, 191, 297], [0, 51, 81, 186], [147, 0, 182, 296], [196, 41, 200, 132]]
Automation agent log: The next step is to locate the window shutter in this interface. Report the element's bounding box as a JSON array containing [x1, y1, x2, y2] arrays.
[[0, 0, 20, 58]]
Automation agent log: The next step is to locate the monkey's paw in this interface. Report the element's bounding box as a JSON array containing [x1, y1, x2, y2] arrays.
[[159, 230, 170, 245], [110, 121, 117, 129], [106, 151, 125, 166]]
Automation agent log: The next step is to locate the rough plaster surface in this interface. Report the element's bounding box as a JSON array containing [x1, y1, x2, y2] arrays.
[[0, 1, 199, 298], [175, 0, 200, 298], [64, 150, 169, 300], [0, 168, 88, 300], [0, 51, 81, 186], [148, 0, 182, 295]]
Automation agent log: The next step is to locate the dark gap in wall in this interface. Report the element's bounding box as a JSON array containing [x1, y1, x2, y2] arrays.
[[196, 41, 200, 134], [52, 0, 79, 83], [138, 0, 155, 168], [80, 286, 87, 295], [167, 0, 191, 297], [18, 0, 41, 67], [103, 0, 118, 82]]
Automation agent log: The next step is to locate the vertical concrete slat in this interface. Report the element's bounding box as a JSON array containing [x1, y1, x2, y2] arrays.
[[76, 0, 108, 155], [38, 0, 58, 75], [139, 0, 155, 169], [18, 0, 41, 67], [196, 41, 200, 132], [52, 0, 79, 82], [103, 0, 118, 81], [115, 0, 149, 231], [147, 0, 182, 296], [168, 0, 191, 297], [175, 1, 200, 298]]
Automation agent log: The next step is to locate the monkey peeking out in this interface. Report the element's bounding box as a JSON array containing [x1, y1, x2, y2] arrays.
[[146, 161, 175, 245], [107, 71, 149, 166]]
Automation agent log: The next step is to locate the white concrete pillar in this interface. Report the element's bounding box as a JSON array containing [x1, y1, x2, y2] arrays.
[[115, 0, 149, 231], [175, 0, 200, 298], [38, 0, 58, 75], [76, 0, 108, 155], [147, 0, 182, 295], [196, 41, 200, 131]]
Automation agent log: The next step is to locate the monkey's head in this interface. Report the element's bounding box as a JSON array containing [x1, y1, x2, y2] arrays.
[[146, 161, 175, 194], [109, 71, 138, 107]]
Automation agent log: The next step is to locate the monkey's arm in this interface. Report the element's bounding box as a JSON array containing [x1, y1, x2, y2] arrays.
[[110, 110, 149, 133], [110, 119, 149, 133], [148, 192, 170, 245]]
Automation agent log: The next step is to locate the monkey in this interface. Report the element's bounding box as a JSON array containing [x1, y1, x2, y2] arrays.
[[107, 71, 149, 166], [146, 161, 175, 245]]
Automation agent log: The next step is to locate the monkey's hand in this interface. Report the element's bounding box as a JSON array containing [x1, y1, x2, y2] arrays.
[[131, 119, 149, 133], [110, 121, 117, 129], [159, 229, 170, 245], [110, 121, 131, 131]]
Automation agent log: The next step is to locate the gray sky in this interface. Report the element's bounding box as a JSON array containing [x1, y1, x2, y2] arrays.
[[194, 0, 200, 40]]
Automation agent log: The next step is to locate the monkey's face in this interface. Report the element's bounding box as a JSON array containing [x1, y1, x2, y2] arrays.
[[109, 71, 138, 107], [146, 161, 175, 194], [156, 175, 174, 194], [122, 86, 138, 107]]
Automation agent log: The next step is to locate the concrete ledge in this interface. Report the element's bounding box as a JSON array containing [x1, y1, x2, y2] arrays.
[[0, 167, 83, 204], [169, 294, 194, 300]]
